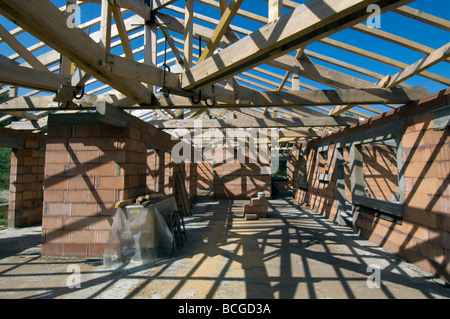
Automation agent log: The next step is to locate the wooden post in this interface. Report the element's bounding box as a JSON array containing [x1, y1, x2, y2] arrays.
[[268, 0, 282, 22], [144, 22, 158, 93], [184, 0, 194, 69], [100, 0, 112, 52]]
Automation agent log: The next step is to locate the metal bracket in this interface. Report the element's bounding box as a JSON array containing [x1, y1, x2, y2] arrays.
[[53, 84, 78, 103]]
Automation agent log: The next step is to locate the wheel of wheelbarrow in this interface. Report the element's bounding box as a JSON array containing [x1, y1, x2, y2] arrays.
[[174, 211, 184, 248]]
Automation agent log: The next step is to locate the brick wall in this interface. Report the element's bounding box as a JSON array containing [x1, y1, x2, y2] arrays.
[[41, 112, 198, 257], [197, 161, 213, 190], [0, 127, 46, 228], [213, 150, 271, 199], [292, 89, 450, 283]]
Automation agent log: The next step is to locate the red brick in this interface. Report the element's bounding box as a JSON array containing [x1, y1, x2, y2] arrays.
[[88, 216, 112, 231], [71, 203, 99, 217], [419, 242, 445, 264], [45, 229, 70, 244], [42, 216, 63, 230], [70, 230, 96, 244], [92, 163, 120, 177], [73, 125, 101, 138], [22, 190, 39, 200], [95, 190, 118, 204], [100, 125, 126, 137], [404, 206, 437, 228], [24, 140, 40, 149], [64, 163, 94, 177], [44, 176, 68, 190], [96, 230, 110, 244], [41, 243, 64, 256], [44, 190, 65, 203], [47, 126, 72, 138], [62, 243, 88, 257], [70, 150, 101, 164], [68, 137, 95, 151], [67, 176, 97, 190], [45, 203, 71, 217], [243, 203, 253, 214], [66, 189, 95, 203], [88, 244, 107, 258], [97, 176, 125, 190], [46, 138, 68, 151], [44, 163, 66, 177], [64, 216, 89, 230]]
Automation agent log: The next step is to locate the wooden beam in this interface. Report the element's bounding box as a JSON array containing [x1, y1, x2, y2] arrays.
[[197, 0, 244, 63], [111, 4, 134, 60], [144, 22, 158, 93], [386, 42, 450, 87], [152, 0, 178, 11], [149, 117, 359, 129], [0, 0, 154, 105], [100, 0, 112, 52], [268, 0, 283, 22], [0, 23, 47, 71], [0, 86, 428, 112], [181, 0, 413, 90], [184, 0, 194, 69], [159, 26, 184, 66], [394, 6, 450, 32], [0, 61, 70, 92]]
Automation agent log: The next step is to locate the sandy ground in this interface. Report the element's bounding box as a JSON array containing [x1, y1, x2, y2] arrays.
[[0, 195, 449, 300]]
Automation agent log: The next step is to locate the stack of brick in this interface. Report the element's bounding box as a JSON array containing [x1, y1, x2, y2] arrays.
[[243, 198, 268, 220], [0, 127, 46, 228]]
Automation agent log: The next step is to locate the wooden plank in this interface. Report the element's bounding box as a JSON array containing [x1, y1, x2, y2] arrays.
[[387, 42, 450, 87], [100, 0, 112, 52], [180, 0, 413, 90], [394, 5, 450, 32], [268, 0, 283, 22], [152, 0, 178, 11], [96, 101, 132, 127], [184, 0, 194, 69], [321, 37, 450, 86], [0, 85, 427, 112], [0, 24, 47, 71], [197, 0, 244, 63], [149, 116, 359, 129], [0, 61, 70, 92], [111, 4, 134, 60]]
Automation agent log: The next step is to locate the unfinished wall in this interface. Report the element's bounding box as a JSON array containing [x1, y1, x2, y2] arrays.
[[292, 89, 450, 283], [213, 150, 271, 199], [41, 110, 194, 258], [0, 127, 46, 228], [197, 161, 213, 190]]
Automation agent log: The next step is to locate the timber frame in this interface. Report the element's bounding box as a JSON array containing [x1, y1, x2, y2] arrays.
[[0, 0, 449, 151]]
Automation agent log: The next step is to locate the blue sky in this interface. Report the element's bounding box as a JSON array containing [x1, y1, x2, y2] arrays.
[[0, 0, 449, 112]]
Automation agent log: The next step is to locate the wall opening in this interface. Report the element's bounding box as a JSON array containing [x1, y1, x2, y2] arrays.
[[0, 147, 10, 230]]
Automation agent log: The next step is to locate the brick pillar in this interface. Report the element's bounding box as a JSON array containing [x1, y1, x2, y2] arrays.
[[8, 137, 46, 228], [42, 123, 147, 257], [164, 152, 174, 195]]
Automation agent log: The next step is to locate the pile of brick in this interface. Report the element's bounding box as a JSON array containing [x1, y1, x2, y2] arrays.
[[243, 198, 268, 220]]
